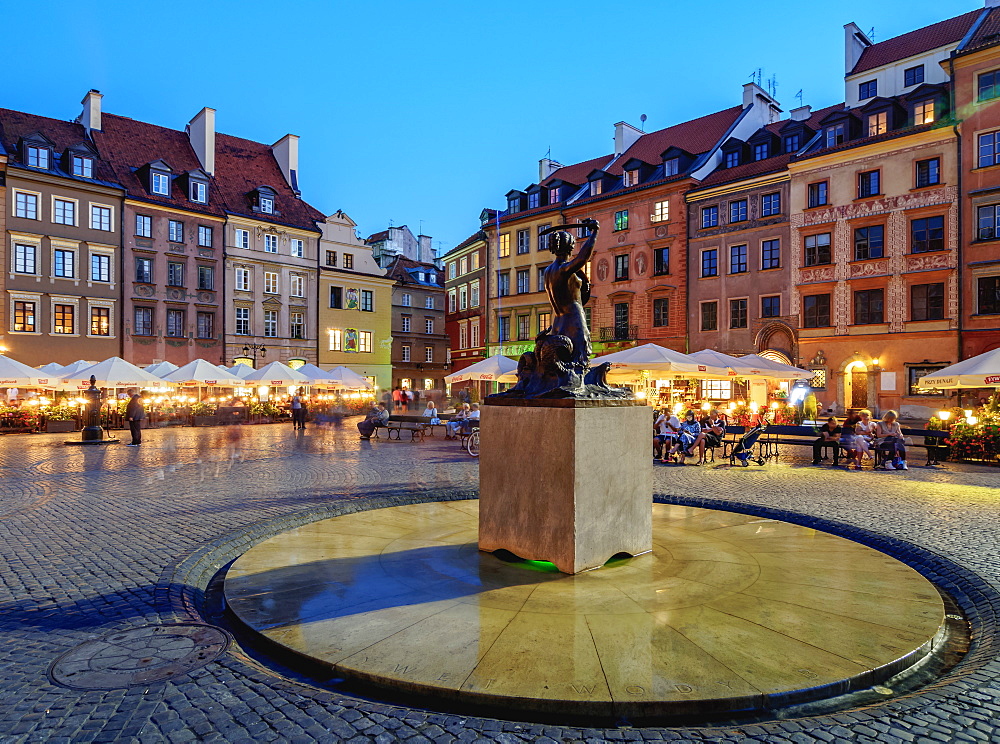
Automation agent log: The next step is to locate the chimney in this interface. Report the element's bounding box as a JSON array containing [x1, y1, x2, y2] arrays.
[[80, 90, 103, 134], [791, 105, 812, 121], [538, 157, 563, 182], [844, 22, 872, 75], [271, 133, 300, 195], [614, 121, 643, 156], [185, 107, 216, 175], [418, 234, 435, 264], [987, 0, 1000, 8], [742, 82, 782, 125]]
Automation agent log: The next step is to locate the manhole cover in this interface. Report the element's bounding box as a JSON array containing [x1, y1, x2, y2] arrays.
[[49, 623, 230, 690]]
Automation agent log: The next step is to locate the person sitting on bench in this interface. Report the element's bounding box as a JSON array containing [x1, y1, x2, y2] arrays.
[[876, 409, 908, 471], [358, 402, 389, 440], [446, 403, 470, 439], [812, 417, 842, 465]]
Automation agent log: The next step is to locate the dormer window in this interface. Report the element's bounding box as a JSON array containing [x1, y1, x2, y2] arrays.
[[260, 196, 273, 213], [914, 100, 935, 125], [825, 124, 846, 148], [251, 186, 278, 215], [867, 112, 887, 137], [664, 158, 679, 177], [528, 191, 540, 208], [152, 172, 170, 195], [725, 151, 739, 168], [783, 134, 800, 153], [71, 155, 93, 178], [753, 142, 769, 161], [190, 180, 208, 203], [548, 186, 560, 204], [26, 146, 49, 169], [624, 169, 641, 187], [590, 180, 602, 197]]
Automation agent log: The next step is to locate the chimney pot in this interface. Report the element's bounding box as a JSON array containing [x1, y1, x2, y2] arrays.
[[271, 134, 300, 194], [791, 105, 812, 121], [80, 90, 103, 134], [186, 107, 216, 175], [614, 121, 643, 156]]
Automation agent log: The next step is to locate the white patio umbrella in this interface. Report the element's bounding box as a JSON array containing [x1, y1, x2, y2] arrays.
[[445, 354, 519, 383], [37, 362, 66, 375], [51, 360, 99, 379], [295, 363, 341, 387], [325, 366, 374, 390], [739, 354, 813, 380], [0, 354, 54, 387], [689, 349, 762, 377], [240, 361, 311, 386], [61, 357, 171, 390], [161, 359, 245, 386], [228, 364, 255, 379], [917, 348, 1000, 389], [217, 364, 230, 372], [144, 361, 179, 377], [593, 344, 730, 381]]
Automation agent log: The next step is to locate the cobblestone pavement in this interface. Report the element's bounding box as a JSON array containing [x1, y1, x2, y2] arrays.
[[1, 421, 1000, 743]]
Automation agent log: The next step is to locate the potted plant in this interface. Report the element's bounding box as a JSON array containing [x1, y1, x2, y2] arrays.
[[190, 401, 217, 426], [43, 404, 78, 433]]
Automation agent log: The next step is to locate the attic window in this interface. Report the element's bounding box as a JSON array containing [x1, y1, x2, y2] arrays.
[[624, 169, 641, 187], [548, 186, 560, 203], [783, 134, 800, 153], [26, 146, 49, 169], [260, 196, 274, 213], [253, 186, 278, 214], [867, 112, 887, 137], [507, 197, 520, 213], [528, 192, 540, 209], [859, 80, 877, 100], [825, 124, 846, 148], [590, 181, 602, 196], [71, 155, 93, 178], [664, 158, 679, 177], [724, 151, 739, 168], [151, 172, 170, 196], [753, 143, 769, 161], [914, 100, 935, 125], [190, 180, 208, 203]]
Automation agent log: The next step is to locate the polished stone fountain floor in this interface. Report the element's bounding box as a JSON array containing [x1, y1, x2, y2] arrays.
[[224, 500, 946, 718]]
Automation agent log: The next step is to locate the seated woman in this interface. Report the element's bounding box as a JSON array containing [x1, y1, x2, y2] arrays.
[[670, 410, 702, 464], [853, 409, 875, 468], [839, 413, 860, 470], [445, 403, 470, 439], [422, 400, 439, 419], [653, 411, 681, 463], [876, 409, 908, 470], [689, 409, 726, 465]]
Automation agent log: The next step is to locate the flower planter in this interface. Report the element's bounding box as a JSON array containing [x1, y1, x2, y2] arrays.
[[45, 420, 76, 433]]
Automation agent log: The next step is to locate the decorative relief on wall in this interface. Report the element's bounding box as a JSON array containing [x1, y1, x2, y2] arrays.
[[790, 213, 803, 316], [596, 258, 610, 282], [134, 285, 154, 297], [655, 226, 668, 238], [849, 260, 889, 278], [905, 252, 954, 272], [888, 274, 905, 332], [800, 266, 835, 283], [197, 291, 214, 303], [948, 272, 960, 328], [834, 281, 849, 335], [167, 288, 185, 300], [634, 252, 648, 277]]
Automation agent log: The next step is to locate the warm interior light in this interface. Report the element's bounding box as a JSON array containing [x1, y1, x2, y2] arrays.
[[701, 401, 711, 411], [770, 401, 780, 409], [964, 409, 973, 418], [938, 410, 951, 421], [967, 415, 979, 425], [872, 357, 880, 367], [634, 389, 647, 399], [750, 402, 760, 412]]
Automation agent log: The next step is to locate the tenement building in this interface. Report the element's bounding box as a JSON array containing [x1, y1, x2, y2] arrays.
[[442, 229, 488, 388], [385, 256, 447, 396]]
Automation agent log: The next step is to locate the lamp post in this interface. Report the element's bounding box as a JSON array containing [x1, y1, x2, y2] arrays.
[[236, 343, 266, 369]]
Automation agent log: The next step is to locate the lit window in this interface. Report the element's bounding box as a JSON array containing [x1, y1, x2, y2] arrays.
[[651, 201, 669, 222], [499, 234, 510, 257], [589, 180, 602, 197], [90, 307, 110, 336], [914, 101, 935, 125], [614, 210, 629, 231], [53, 304, 75, 334], [624, 169, 641, 187], [151, 172, 170, 195], [358, 331, 372, 352], [13, 301, 36, 332], [867, 112, 887, 137], [328, 329, 342, 350]]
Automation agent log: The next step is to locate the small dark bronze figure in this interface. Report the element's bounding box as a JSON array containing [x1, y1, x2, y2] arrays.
[[492, 219, 630, 400]]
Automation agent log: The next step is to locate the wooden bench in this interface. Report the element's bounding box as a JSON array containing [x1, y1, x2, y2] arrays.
[[757, 424, 947, 466], [383, 421, 426, 441]]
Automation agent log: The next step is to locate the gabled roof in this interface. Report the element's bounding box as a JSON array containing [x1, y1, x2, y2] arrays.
[[441, 230, 487, 258], [385, 255, 443, 285], [0, 108, 118, 184], [959, 7, 1000, 53], [850, 9, 983, 75], [366, 230, 390, 244], [541, 154, 614, 187]]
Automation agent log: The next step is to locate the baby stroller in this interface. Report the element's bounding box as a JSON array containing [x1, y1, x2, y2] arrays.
[[730, 419, 769, 467]]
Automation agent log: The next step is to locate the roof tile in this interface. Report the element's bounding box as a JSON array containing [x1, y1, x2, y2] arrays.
[[851, 10, 982, 74]]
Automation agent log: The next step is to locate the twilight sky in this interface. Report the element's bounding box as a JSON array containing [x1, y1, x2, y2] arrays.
[[5, 0, 978, 254]]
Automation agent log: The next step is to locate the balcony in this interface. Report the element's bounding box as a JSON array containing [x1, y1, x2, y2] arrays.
[[599, 325, 638, 342]]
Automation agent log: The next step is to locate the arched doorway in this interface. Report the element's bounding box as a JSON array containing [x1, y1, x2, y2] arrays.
[[844, 360, 869, 410], [758, 349, 792, 366]]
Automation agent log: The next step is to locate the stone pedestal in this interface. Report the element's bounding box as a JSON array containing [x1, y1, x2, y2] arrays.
[[478, 400, 652, 574]]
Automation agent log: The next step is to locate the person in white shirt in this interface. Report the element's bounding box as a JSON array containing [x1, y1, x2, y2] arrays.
[[653, 411, 681, 463], [422, 401, 438, 420], [876, 409, 908, 470], [446, 403, 470, 439]]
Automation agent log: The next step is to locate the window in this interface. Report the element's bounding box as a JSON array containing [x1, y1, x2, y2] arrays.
[[854, 225, 884, 260], [537, 267, 546, 292], [90, 306, 110, 336], [91, 205, 111, 231], [425, 317, 434, 334], [516, 269, 530, 294], [459, 256, 468, 276], [328, 329, 342, 350], [326, 250, 337, 266], [497, 272, 510, 297], [978, 276, 1000, 314], [136, 214, 151, 238], [730, 244, 747, 274], [264, 272, 278, 294], [614, 210, 629, 231], [913, 101, 935, 125], [517, 315, 530, 340], [190, 181, 207, 203], [13, 301, 35, 332], [536, 311, 551, 334], [756, 192, 780, 217], [867, 112, 887, 137], [14, 244, 37, 274], [53, 198, 75, 225], [978, 204, 1000, 240], [197, 312, 214, 339], [725, 150, 739, 168], [167, 262, 184, 286], [804, 233, 832, 266], [916, 158, 940, 188], [762, 296, 780, 318], [259, 196, 274, 214], [168, 220, 184, 242], [803, 294, 831, 328], [425, 346, 434, 363], [401, 345, 411, 362], [701, 302, 718, 331], [854, 288, 884, 324], [909, 365, 947, 396], [401, 292, 411, 307], [470, 281, 480, 307], [290, 238, 304, 258], [135, 258, 153, 283], [134, 307, 153, 336], [653, 246, 669, 275], [497, 316, 510, 342], [263, 310, 277, 338], [825, 124, 846, 148], [236, 229, 251, 250], [729, 199, 747, 223], [663, 157, 679, 176], [911, 283, 944, 321], [978, 131, 1000, 168], [499, 233, 510, 257], [425, 296, 435, 309], [858, 170, 880, 198], [701, 249, 718, 277], [614, 303, 630, 338], [653, 298, 669, 327], [808, 181, 828, 208], [197, 265, 214, 290], [761, 239, 780, 270], [166, 309, 185, 337], [53, 249, 75, 278], [151, 172, 170, 195], [516, 229, 530, 254], [14, 191, 38, 219], [327, 287, 343, 311], [589, 180, 602, 197], [728, 299, 747, 329], [702, 205, 718, 228], [235, 307, 250, 335], [359, 289, 373, 312], [26, 146, 48, 169], [91, 254, 110, 282], [459, 286, 468, 310], [448, 262, 457, 280], [264, 234, 278, 253], [471, 321, 481, 347], [784, 134, 800, 153], [614, 254, 629, 281], [754, 142, 769, 161], [71, 155, 93, 178], [53, 304, 74, 334], [401, 315, 411, 332], [290, 275, 304, 297], [652, 200, 669, 222], [458, 323, 469, 350], [905, 65, 924, 87], [911, 216, 945, 253], [448, 291, 457, 313], [859, 80, 877, 100], [624, 169, 640, 187], [978, 69, 1000, 101], [701, 380, 732, 399], [358, 331, 372, 352], [198, 226, 213, 247]]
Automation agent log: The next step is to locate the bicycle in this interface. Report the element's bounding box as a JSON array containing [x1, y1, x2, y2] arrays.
[[466, 429, 480, 457]]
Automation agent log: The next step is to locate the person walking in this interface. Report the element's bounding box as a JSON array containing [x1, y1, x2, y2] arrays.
[[125, 393, 145, 447], [290, 389, 306, 430]]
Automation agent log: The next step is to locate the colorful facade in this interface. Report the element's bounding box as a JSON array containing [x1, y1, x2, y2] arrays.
[[385, 256, 448, 397], [442, 230, 488, 384]]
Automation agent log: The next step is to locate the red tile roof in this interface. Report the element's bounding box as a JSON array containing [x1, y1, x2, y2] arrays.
[[851, 10, 983, 74], [542, 154, 613, 187], [0, 107, 117, 183], [213, 132, 324, 231], [366, 230, 390, 244], [385, 254, 443, 284], [961, 7, 1000, 52], [93, 113, 226, 216]]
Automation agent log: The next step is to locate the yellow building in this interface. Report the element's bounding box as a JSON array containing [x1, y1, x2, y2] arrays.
[[317, 211, 393, 391]]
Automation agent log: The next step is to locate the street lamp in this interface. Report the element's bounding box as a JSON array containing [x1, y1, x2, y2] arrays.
[[237, 343, 267, 369]]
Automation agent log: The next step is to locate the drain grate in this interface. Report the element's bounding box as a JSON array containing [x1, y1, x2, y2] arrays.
[[48, 623, 230, 690]]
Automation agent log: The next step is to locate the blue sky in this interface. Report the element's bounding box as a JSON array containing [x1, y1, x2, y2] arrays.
[[5, 1, 980, 254]]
